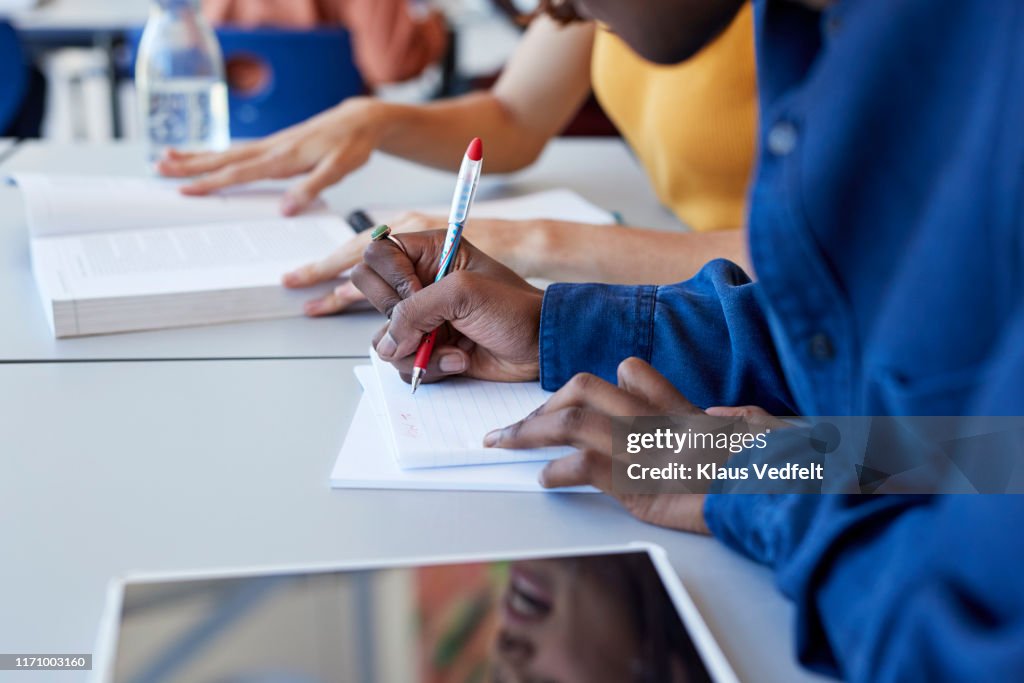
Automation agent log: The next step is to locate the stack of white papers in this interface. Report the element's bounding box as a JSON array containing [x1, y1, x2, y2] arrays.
[[331, 352, 595, 493]]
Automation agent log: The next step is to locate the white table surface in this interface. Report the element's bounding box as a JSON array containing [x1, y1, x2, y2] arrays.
[[0, 140, 17, 168], [0, 359, 825, 683], [7, 0, 149, 32], [0, 138, 678, 362]]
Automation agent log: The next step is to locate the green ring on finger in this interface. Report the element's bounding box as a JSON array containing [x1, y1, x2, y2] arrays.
[[370, 224, 409, 257]]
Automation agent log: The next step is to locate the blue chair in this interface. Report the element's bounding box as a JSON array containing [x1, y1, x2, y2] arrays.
[[129, 27, 365, 139], [217, 28, 364, 138], [0, 21, 29, 135]]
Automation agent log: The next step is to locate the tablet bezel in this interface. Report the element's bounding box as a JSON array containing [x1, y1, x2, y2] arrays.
[[92, 542, 738, 683]]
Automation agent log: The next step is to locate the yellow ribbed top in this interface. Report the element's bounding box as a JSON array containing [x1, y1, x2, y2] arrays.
[[591, 4, 758, 232]]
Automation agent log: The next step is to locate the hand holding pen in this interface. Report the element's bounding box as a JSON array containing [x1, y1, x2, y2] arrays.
[[356, 230, 545, 385], [410, 137, 484, 393], [353, 136, 545, 387]]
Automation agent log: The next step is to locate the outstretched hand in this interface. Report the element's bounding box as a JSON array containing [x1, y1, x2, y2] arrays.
[[157, 98, 380, 215]]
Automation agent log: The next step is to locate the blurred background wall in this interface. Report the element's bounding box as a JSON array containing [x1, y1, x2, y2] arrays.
[[1, 0, 554, 143]]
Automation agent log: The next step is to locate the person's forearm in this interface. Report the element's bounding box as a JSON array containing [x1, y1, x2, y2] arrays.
[[538, 262, 795, 412], [367, 94, 550, 174], [358, 15, 594, 174], [706, 495, 1023, 683], [519, 222, 751, 283]]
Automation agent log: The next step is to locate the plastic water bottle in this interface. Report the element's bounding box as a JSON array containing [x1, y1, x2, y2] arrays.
[[135, 0, 230, 163]]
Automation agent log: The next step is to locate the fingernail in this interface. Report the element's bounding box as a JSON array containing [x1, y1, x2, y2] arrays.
[[538, 466, 550, 487], [377, 333, 397, 358], [303, 300, 322, 315], [282, 271, 300, 287], [484, 429, 502, 447], [281, 196, 299, 215], [439, 354, 466, 373]]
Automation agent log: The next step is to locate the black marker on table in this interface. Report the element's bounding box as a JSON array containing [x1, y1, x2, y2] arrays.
[[346, 209, 377, 233]]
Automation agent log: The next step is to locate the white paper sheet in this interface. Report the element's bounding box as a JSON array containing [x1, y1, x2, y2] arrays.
[[369, 351, 572, 469], [369, 188, 615, 227], [31, 215, 352, 300], [329, 368, 594, 493], [12, 173, 329, 238]]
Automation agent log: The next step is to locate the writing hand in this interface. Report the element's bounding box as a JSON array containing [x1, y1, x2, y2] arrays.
[[352, 231, 543, 383]]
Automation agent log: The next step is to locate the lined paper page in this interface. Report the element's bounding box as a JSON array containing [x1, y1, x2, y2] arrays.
[[369, 349, 572, 469], [332, 370, 595, 492]]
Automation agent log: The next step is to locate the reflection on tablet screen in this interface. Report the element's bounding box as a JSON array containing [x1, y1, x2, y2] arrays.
[[111, 552, 713, 683]]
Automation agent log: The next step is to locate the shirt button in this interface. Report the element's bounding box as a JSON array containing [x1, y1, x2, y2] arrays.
[[809, 333, 834, 361], [767, 120, 799, 156]]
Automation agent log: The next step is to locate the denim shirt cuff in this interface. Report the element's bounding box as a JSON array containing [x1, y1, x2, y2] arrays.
[[539, 283, 657, 391], [704, 494, 808, 568]]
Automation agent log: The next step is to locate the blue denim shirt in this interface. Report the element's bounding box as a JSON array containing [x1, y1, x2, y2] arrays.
[[539, 1, 1024, 680]]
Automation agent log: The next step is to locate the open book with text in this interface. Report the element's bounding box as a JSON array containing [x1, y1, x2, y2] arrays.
[[15, 174, 616, 338], [14, 174, 354, 337]]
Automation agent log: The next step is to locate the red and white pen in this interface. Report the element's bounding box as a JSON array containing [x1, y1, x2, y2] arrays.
[[411, 137, 483, 394]]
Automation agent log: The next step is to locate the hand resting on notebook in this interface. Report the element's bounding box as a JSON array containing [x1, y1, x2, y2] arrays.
[[494, 358, 711, 530], [489, 357, 781, 533], [353, 230, 544, 383]]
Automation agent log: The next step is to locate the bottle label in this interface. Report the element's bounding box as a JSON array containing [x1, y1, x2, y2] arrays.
[[143, 78, 229, 153]]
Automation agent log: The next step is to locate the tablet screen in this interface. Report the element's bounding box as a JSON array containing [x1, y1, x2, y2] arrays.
[[108, 551, 714, 683]]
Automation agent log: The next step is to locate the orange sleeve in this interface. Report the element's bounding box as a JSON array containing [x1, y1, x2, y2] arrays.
[[337, 0, 449, 86], [200, 0, 233, 25], [202, 0, 321, 28]]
